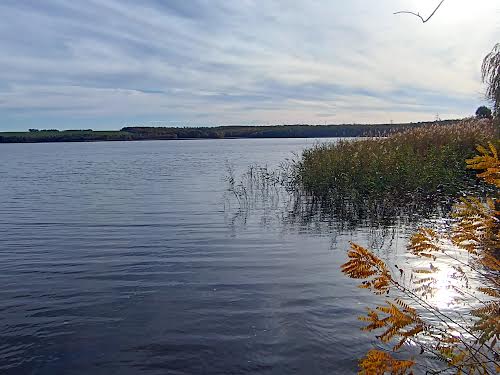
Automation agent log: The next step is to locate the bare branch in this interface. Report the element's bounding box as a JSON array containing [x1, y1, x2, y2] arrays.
[[394, 0, 445, 23]]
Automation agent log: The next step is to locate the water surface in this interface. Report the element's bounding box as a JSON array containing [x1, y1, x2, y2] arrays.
[[0, 139, 411, 374]]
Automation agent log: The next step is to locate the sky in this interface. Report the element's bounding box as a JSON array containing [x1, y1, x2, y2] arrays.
[[0, 0, 498, 131]]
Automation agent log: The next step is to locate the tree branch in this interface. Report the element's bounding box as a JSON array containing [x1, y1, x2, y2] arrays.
[[394, 0, 445, 23]]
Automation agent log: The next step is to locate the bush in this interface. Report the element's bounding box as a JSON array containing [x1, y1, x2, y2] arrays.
[[476, 106, 493, 119]]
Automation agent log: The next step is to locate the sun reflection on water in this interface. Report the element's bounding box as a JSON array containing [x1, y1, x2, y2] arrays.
[[432, 268, 455, 310]]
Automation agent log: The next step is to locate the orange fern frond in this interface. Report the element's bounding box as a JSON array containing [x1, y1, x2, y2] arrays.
[[466, 142, 500, 187], [478, 287, 500, 298], [452, 196, 497, 256], [480, 252, 500, 271], [341, 242, 393, 295], [408, 228, 440, 258], [359, 301, 424, 348], [472, 301, 500, 343], [412, 268, 437, 274], [358, 349, 414, 375]]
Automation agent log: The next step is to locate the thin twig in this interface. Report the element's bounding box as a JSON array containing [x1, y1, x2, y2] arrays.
[[394, 0, 446, 23]]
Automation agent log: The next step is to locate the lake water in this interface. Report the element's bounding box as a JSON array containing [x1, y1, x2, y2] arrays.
[[0, 139, 414, 375]]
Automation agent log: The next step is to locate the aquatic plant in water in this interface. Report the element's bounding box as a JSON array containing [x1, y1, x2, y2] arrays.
[[297, 119, 497, 204], [225, 120, 498, 230]]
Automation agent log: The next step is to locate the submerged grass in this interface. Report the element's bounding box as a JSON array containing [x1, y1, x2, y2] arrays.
[[296, 119, 498, 205]]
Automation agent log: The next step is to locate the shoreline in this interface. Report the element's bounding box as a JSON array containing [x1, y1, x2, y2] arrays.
[[0, 119, 462, 144]]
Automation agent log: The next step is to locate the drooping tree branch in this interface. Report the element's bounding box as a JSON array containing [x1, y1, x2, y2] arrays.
[[481, 43, 500, 115], [394, 0, 445, 23]]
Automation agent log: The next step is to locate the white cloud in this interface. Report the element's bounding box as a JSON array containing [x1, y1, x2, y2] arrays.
[[0, 0, 498, 129]]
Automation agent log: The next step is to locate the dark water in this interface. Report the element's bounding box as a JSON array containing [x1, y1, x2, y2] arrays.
[[0, 139, 412, 375]]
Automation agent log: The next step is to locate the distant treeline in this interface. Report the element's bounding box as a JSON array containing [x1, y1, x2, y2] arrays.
[[0, 120, 461, 143]]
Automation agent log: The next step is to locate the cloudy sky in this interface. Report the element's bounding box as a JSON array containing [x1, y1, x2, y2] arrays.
[[0, 0, 498, 130]]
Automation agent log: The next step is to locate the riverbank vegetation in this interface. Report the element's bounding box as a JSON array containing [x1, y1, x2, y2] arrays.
[[0, 120, 460, 143], [224, 118, 497, 230], [296, 119, 498, 205]]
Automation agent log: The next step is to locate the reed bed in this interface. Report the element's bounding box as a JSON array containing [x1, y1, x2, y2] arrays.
[[295, 119, 498, 203]]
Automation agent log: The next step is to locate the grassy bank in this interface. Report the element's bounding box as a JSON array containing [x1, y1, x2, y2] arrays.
[[296, 119, 498, 204]]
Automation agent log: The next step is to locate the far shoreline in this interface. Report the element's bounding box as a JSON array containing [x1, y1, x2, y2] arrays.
[[0, 119, 461, 144]]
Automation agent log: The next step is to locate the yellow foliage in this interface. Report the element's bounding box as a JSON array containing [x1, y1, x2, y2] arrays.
[[466, 142, 500, 187], [359, 301, 423, 348], [452, 197, 497, 258], [342, 143, 500, 374], [359, 350, 415, 375], [478, 287, 500, 298], [408, 228, 440, 258], [341, 243, 393, 295]]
